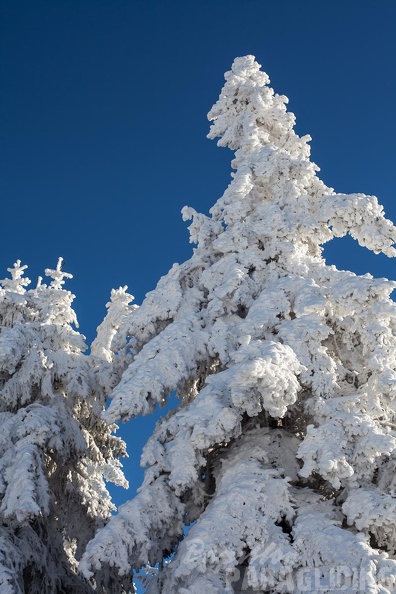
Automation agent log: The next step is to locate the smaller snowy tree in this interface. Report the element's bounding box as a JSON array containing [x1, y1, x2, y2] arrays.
[[0, 259, 129, 594]]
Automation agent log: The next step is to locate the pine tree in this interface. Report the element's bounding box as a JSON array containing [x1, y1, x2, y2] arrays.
[[81, 56, 396, 593], [0, 259, 129, 594]]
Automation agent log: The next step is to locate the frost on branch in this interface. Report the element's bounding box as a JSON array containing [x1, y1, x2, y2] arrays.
[[44, 256, 73, 290], [82, 56, 396, 592], [91, 286, 136, 364], [0, 260, 129, 594], [90, 286, 137, 396], [0, 261, 30, 294]]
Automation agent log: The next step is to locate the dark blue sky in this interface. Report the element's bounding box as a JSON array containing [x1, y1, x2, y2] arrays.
[[1, 0, 396, 513]]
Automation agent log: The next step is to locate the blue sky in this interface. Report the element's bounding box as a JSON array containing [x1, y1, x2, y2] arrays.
[[1, 0, 396, 566]]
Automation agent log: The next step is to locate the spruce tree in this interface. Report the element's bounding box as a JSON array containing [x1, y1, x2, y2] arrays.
[[82, 56, 396, 593], [0, 259, 129, 594]]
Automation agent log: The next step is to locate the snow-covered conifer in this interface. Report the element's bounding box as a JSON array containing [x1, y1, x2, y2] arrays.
[[81, 56, 396, 593], [0, 259, 129, 594]]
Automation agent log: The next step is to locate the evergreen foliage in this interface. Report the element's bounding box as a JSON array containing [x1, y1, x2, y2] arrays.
[[81, 57, 396, 593], [0, 259, 129, 594]]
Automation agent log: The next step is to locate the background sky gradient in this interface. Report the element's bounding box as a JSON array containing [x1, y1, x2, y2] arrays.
[[1, 1, 396, 582]]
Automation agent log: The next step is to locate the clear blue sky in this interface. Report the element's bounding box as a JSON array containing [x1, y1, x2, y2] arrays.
[[1, 0, 396, 552]]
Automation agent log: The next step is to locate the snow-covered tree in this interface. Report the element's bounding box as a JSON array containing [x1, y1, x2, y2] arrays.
[[81, 56, 396, 593], [0, 259, 129, 594]]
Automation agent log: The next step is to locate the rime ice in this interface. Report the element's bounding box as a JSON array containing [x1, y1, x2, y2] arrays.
[[33, 56, 396, 592], [0, 261, 129, 593]]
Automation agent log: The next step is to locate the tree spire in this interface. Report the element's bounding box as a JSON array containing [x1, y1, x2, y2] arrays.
[[0, 260, 30, 294], [45, 257, 73, 289], [207, 55, 312, 164], [91, 286, 136, 363]]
